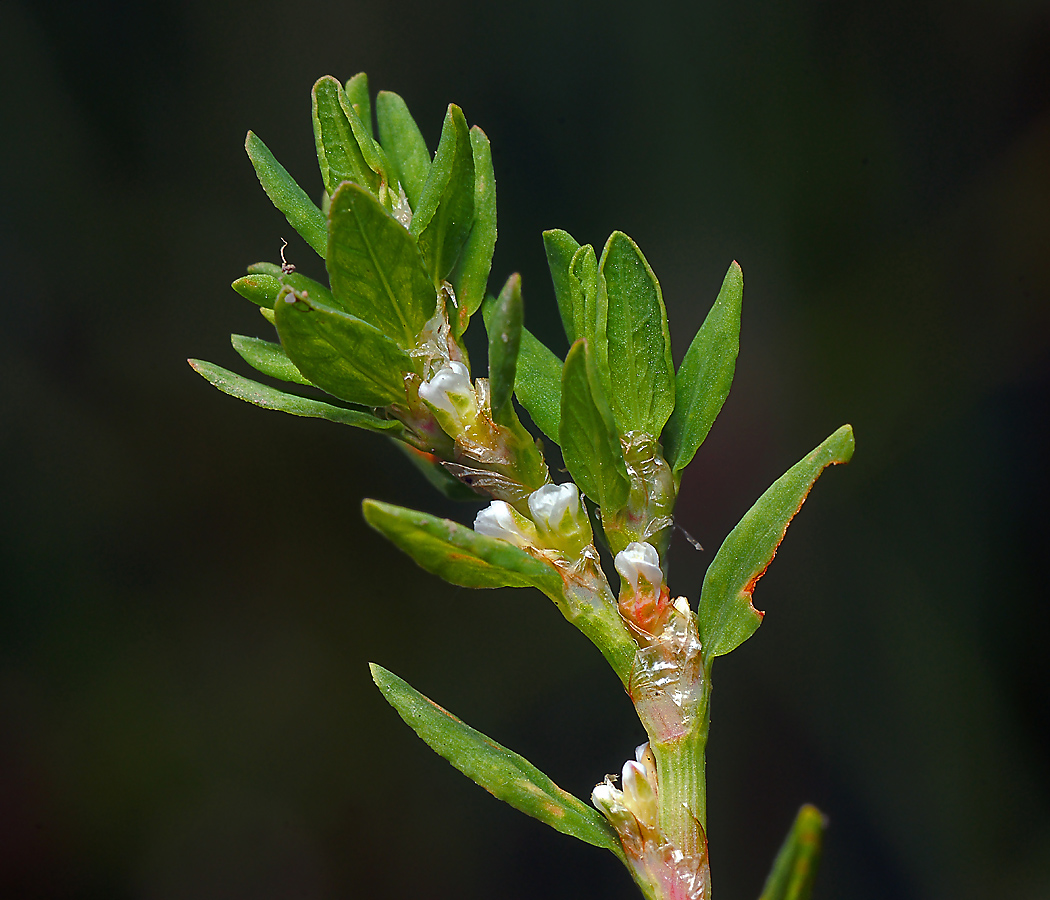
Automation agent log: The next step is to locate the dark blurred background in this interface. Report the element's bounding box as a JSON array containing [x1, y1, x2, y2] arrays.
[[2, 0, 1048, 897]]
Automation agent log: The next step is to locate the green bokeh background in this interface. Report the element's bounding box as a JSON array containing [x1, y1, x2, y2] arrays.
[[2, 1, 1048, 898]]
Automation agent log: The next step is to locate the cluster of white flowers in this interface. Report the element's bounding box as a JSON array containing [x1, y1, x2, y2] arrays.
[[591, 743, 659, 833], [473, 482, 592, 558]]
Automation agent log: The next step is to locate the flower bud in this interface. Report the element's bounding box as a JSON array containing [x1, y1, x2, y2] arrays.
[[614, 541, 663, 593], [591, 779, 638, 837], [473, 500, 539, 550], [418, 361, 477, 434], [621, 760, 659, 829], [527, 482, 592, 556]]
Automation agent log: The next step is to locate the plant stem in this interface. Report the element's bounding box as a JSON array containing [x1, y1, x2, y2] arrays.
[[652, 674, 712, 857]]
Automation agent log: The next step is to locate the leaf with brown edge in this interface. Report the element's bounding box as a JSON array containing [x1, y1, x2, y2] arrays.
[[697, 425, 854, 660], [370, 663, 625, 857]]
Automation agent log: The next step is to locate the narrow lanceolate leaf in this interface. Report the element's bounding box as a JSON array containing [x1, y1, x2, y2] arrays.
[[375, 90, 431, 209], [326, 182, 437, 347], [759, 805, 826, 900], [370, 665, 624, 856], [543, 229, 581, 344], [410, 104, 475, 286], [450, 126, 497, 335], [698, 425, 855, 659], [231, 334, 311, 385], [312, 75, 378, 195], [232, 271, 336, 310], [600, 232, 675, 437], [245, 132, 327, 257], [515, 328, 563, 443], [274, 288, 411, 407], [361, 500, 564, 598], [486, 275, 523, 424], [570, 243, 600, 351], [343, 72, 372, 139], [188, 360, 402, 434], [340, 90, 395, 192], [663, 262, 743, 473], [560, 339, 630, 512]]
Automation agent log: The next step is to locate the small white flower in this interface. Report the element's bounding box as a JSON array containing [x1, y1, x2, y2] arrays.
[[621, 760, 659, 829], [418, 361, 477, 425], [614, 541, 663, 593], [527, 482, 592, 554], [473, 500, 538, 549]]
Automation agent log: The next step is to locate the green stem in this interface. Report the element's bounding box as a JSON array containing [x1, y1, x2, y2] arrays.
[[652, 673, 712, 856]]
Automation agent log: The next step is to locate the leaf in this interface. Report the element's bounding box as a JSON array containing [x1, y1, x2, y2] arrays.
[[570, 243, 600, 350], [361, 499, 564, 597], [542, 229, 581, 344], [663, 262, 743, 473], [232, 271, 336, 311], [370, 665, 624, 856], [375, 90, 431, 209], [230, 334, 311, 385], [344, 72, 372, 139], [559, 339, 630, 512], [759, 805, 826, 900], [232, 274, 281, 308], [311, 75, 378, 195], [486, 274, 523, 424], [245, 131, 327, 257], [339, 88, 395, 191], [188, 359, 402, 434], [697, 425, 855, 659], [450, 126, 497, 336], [514, 328, 563, 443], [571, 244, 612, 403], [600, 231, 675, 437], [274, 288, 411, 407], [410, 104, 475, 286], [394, 443, 481, 501], [326, 182, 437, 347], [481, 293, 563, 443]]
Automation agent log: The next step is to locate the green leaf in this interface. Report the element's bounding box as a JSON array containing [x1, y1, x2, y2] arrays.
[[410, 104, 475, 286], [188, 359, 402, 434], [370, 664, 624, 856], [486, 274, 523, 424], [274, 288, 411, 407], [232, 270, 337, 311], [361, 499, 564, 597], [232, 274, 281, 308], [339, 89, 395, 192], [600, 232, 675, 437], [759, 805, 826, 900], [481, 293, 563, 443], [570, 243, 599, 350], [326, 182, 437, 347], [542, 229, 581, 344], [394, 443, 481, 501], [450, 126, 497, 336], [698, 425, 855, 659], [375, 90, 431, 209], [664, 261, 743, 473], [245, 131, 327, 257], [571, 244, 612, 403], [344, 72, 372, 139], [559, 339, 630, 512], [230, 334, 310, 385], [311, 75, 378, 195], [514, 328, 563, 443]]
